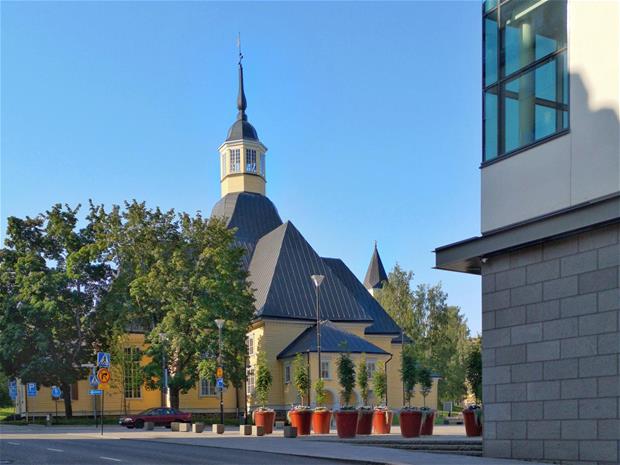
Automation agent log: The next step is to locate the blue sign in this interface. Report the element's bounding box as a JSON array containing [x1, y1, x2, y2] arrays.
[[89, 389, 103, 396], [89, 374, 99, 387], [51, 386, 61, 398], [216, 377, 224, 390], [97, 352, 111, 368], [27, 383, 37, 397], [8, 380, 17, 400]]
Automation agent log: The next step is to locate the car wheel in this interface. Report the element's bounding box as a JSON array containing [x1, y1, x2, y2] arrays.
[[126, 425, 135, 429], [165, 423, 171, 429], [135, 420, 144, 429]]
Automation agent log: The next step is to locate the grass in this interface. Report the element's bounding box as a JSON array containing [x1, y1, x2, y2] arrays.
[[0, 406, 15, 421]]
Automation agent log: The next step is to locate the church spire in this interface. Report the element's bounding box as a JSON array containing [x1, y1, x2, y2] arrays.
[[236, 36, 247, 121], [364, 241, 388, 296]]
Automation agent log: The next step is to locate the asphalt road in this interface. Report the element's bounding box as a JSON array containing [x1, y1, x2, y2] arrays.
[[0, 438, 358, 465]]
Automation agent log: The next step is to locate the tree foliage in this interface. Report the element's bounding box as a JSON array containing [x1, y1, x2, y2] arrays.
[[466, 337, 482, 404], [356, 353, 369, 406], [314, 378, 327, 408], [254, 348, 272, 408], [400, 344, 417, 407], [292, 353, 309, 406], [336, 352, 356, 408], [372, 362, 387, 407], [418, 366, 433, 407]]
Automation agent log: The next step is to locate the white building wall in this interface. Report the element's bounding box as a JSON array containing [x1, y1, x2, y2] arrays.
[[481, 0, 620, 233]]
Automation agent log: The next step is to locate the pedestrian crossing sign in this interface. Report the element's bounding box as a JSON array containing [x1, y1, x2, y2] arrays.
[[97, 352, 111, 368]]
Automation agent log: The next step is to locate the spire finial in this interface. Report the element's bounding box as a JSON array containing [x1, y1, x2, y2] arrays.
[[374, 240, 378, 249], [236, 33, 247, 121]]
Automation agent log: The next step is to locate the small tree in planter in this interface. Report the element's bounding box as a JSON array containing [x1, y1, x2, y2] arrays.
[[253, 350, 275, 433], [289, 353, 312, 435], [399, 345, 422, 437], [463, 338, 483, 437], [417, 366, 435, 435], [335, 351, 358, 438], [371, 361, 392, 434], [312, 378, 331, 434], [356, 353, 372, 434]]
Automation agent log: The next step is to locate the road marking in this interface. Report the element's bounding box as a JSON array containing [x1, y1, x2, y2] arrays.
[[7, 441, 20, 445], [46, 448, 64, 452], [99, 457, 122, 462]]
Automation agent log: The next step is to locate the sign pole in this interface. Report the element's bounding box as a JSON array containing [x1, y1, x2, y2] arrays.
[[101, 393, 104, 436]]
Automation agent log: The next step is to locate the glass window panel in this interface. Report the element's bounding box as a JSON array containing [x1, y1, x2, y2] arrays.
[[484, 0, 498, 13], [501, 0, 566, 77], [484, 88, 498, 161], [484, 11, 498, 86]]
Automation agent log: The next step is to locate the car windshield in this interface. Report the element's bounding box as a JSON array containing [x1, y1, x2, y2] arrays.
[[138, 408, 157, 415]]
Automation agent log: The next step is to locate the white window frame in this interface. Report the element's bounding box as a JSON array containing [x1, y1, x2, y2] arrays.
[[245, 149, 257, 173], [320, 360, 330, 380], [229, 149, 241, 173], [284, 363, 291, 384], [259, 153, 265, 176], [366, 359, 377, 378], [199, 378, 216, 397], [246, 367, 255, 395], [247, 335, 254, 356], [123, 347, 142, 399]]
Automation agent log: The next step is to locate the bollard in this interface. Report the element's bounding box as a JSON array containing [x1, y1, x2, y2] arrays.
[[239, 424, 252, 436], [192, 422, 205, 433], [178, 422, 191, 432], [145, 422, 155, 431], [212, 423, 225, 434], [283, 426, 297, 438], [46, 414, 52, 427], [252, 425, 265, 436], [274, 420, 285, 429], [171, 422, 180, 432]]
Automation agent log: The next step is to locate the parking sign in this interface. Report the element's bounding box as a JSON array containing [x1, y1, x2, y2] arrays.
[[27, 383, 37, 397]]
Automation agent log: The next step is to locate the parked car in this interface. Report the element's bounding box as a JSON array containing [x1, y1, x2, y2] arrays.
[[119, 407, 192, 429]]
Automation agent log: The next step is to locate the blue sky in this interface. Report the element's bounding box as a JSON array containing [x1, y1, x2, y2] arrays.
[[1, 1, 483, 333]]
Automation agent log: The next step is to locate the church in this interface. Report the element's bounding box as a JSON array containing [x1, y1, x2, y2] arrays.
[[17, 58, 438, 417]]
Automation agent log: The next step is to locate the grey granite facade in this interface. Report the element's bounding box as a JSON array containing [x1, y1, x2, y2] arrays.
[[481, 223, 619, 465]]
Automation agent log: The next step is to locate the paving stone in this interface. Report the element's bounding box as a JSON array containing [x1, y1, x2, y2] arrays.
[[528, 381, 560, 401], [484, 440, 512, 458], [579, 440, 618, 462], [527, 340, 560, 362], [560, 250, 597, 277], [544, 440, 579, 460], [496, 421, 526, 439], [511, 440, 543, 459]]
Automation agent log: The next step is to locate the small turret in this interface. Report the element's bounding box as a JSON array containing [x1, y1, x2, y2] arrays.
[[364, 241, 388, 296]]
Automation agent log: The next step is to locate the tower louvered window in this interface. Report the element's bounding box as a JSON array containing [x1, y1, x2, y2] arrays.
[[229, 149, 241, 173], [246, 149, 257, 173]]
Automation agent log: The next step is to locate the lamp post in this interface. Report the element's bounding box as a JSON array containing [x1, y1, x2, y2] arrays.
[[215, 318, 225, 425], [311, 275, 325, 388], [159, 333, 168, 408]]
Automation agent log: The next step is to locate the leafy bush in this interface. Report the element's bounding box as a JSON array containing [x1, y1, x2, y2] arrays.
[[292, 353, 309, 406], [337, 352, 356, 408], [418, 366, 433, 408], [372, 362, 387, 407], [254, 350, 272, 408], [357, 353, 369, 406], [466, 338, 482, 404], [400, 345, 417, 407]]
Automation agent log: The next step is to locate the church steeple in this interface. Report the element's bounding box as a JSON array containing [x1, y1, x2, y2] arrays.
[[218, 47, 267, 198], [364, 241, 388, 296]]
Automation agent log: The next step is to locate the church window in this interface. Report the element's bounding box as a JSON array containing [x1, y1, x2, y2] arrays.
[[229, 149, 241, 173], [246, 367, 255, 395], [245, 149, 257, 173], [366, 360, 376, 378], [247, 335, 254, 355], [259, 153, 266, 177], [321, 360, 330, 379], [284, 363, 291, 384], [221, 153, 226, 177], [199, 378, 216, 397], [124, 347, 142, 399]]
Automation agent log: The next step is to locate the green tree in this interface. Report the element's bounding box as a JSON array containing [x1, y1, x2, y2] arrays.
[[254, 349, 272, 408], [337, 352, 356, 408], [0, 205, 114, 417], [292, 353, 309, 405], [418, 366, 433, 407], [357, 353, 369, 406], [372, 362, 387, 407], [93, 202, 255, 409], [400, 344, 417, 407], [466, 337, 482, 404], [314, 378, 327, 408]]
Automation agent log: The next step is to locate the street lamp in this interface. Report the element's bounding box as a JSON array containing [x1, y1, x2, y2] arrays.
[[311, 274, 325, 387], [159, 333, 168, 408], [215, 318, 225, 425]]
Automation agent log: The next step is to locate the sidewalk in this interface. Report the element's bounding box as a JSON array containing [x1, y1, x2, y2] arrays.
[[0, 424, 541, 465]]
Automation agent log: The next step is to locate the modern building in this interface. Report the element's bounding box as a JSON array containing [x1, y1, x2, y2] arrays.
[[435, 1, 619, 464], [16, 57, 439, 417]]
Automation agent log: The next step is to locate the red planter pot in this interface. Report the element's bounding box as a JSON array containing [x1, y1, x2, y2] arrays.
[[335, 410, 359, 438], [312, 410, 331, 434], [462, 409, 483, 437], [356, 410, 373, 435], [254, 410, 275, 434], [372, 410, 393, 434], [289, 409, 313, 436], [420, 411, 435, 435], [399, 410, 423, 438]]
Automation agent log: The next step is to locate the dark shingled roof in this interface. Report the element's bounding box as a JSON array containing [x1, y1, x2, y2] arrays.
[[248, 221, 371, 322], [323, 258, 401, 335], [277, 321, 389, 359], [363, 244, 388, 290], [226, 119, 258, 142]]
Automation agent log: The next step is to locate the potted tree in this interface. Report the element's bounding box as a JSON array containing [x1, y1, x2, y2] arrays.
[[418, 366, 435, 435], [253, 351, 275, 434], [356, 354, 373, 435], [312, 378, 331, 434], [288, 353, 312, 435], [371, 361, 392, 434], [335, 351, 358, 438], [399, 346, 422, 438], [463, 339, 483, 437]]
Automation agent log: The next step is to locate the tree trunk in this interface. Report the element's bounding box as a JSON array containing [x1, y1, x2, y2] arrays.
[[61, 382, 73, 418], [169, 386, 180, 409]]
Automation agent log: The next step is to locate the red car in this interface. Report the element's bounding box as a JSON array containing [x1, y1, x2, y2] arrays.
[[119, 407, 192, 429]]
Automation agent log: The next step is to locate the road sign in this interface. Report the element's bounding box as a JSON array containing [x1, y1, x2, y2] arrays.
[[51, 386, 61, 398], [27, 383, 37, 397], [216, 377, 224, 390], [8, 380, 17, 400], [216, 367, 223, 378], [89, 373, 99, 387], [97, 368, 111, 384], [89, 389, 103, 396], [98, 383, 109, 391], [97, 352, 111, 368]]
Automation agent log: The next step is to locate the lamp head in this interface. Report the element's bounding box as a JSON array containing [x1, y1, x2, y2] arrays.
[[311, 274, 325, 288], [215, 318, 225, 329]]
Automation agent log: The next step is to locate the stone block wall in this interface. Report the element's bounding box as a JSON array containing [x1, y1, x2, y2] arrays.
[[481, 223, 619, 465]]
